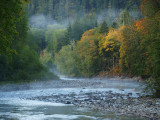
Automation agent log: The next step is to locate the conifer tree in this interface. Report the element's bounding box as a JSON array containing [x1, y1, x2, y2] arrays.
[[99, 21, 109, 34]]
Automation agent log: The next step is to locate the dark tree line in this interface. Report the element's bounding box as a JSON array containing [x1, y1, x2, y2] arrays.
[[27, 0, 141, 23], [0, 0, 58, 83]]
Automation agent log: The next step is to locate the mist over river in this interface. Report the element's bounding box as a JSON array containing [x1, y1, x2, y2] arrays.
[[1, 0, 160, 119], [0, 77, 146, 120]]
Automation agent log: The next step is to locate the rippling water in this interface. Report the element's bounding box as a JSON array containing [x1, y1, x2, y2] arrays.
[[0, 77, 145, 120]]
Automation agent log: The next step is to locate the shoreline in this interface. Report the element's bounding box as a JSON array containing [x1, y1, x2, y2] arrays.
[[93, 74, 144, 82], [1, 77, 159, 119], [28, 90, 160, 120], [77, 96, 160, 120]]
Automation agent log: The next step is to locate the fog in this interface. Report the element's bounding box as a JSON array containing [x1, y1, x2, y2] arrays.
[[29, 15, 51, 28], [29, 10, 141, 29], [29, 14, 68, 29], [29, 14, 71, 29]]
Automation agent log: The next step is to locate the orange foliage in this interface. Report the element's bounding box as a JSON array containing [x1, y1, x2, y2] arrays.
[[134, 18, 148, 34], [135, 18, 145, 30]]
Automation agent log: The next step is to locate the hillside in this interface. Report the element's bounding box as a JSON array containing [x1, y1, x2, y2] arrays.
[[27, 0, 141, 27]]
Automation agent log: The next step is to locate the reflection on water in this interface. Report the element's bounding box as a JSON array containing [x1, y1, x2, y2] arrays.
[[0, 99, 144, 120]]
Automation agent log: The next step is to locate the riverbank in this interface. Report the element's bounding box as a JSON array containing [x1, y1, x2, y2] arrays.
[[28, 88, 160, 120], [1, 77, 159, 119], [22, 77, 160, 120], [95, 70, 144, 82]]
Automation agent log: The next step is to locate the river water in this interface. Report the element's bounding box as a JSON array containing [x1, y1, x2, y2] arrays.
[[0, 77, 145, 120]]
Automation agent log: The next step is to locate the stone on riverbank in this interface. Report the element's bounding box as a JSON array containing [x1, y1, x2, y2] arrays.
[[28, 91, 160, 120]]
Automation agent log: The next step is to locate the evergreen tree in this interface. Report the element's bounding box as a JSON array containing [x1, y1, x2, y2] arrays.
[[26, 0, 140, 24], [99, 21, 109, 34], [119, 10, 133, 26], [0, 0, 29, 55], [0, 1, 58, 82], [112, 22, 118, 28], [64, 24, 72, 45]]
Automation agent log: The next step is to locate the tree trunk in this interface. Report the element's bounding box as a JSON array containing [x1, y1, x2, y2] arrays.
[[113, 51, 115, 69]]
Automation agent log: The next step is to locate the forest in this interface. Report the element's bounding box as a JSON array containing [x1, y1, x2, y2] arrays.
[[0, 0, 160, 97]]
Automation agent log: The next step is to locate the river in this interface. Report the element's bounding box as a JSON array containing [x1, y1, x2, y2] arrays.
[[0, 77, 145, 120]]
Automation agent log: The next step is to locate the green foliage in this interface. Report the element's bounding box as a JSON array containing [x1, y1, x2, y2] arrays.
[[140, 0, 159, 18], [40, 50, 53, 66], [118, 0, 160, 97], [0, 2, 58, 83], [119, 26, 145, 76], [143, 12, 160, 97], [0, 55, 9, 81], [66, 16, 97, 42], [0, 0, 29, 55], [46, 28, 67, 54], [43, 15, 98, 68], [76, 29, 99, 77], [99, 21, 109, 34], [28, 28, 46, 53], [15, 0, 159, 97], [112, 22, 118, 29], [9, 46, 49, 81], [27, 0, 140, 23], [55, 42, 80, 76], [64, 24, 72, 45], [118, 10, 133, 26], [55, 29, 101, 77]]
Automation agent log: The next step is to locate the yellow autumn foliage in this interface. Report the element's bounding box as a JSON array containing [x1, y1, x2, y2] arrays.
[[103, 26, 125, 52], [78, 29, 98, 60]]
